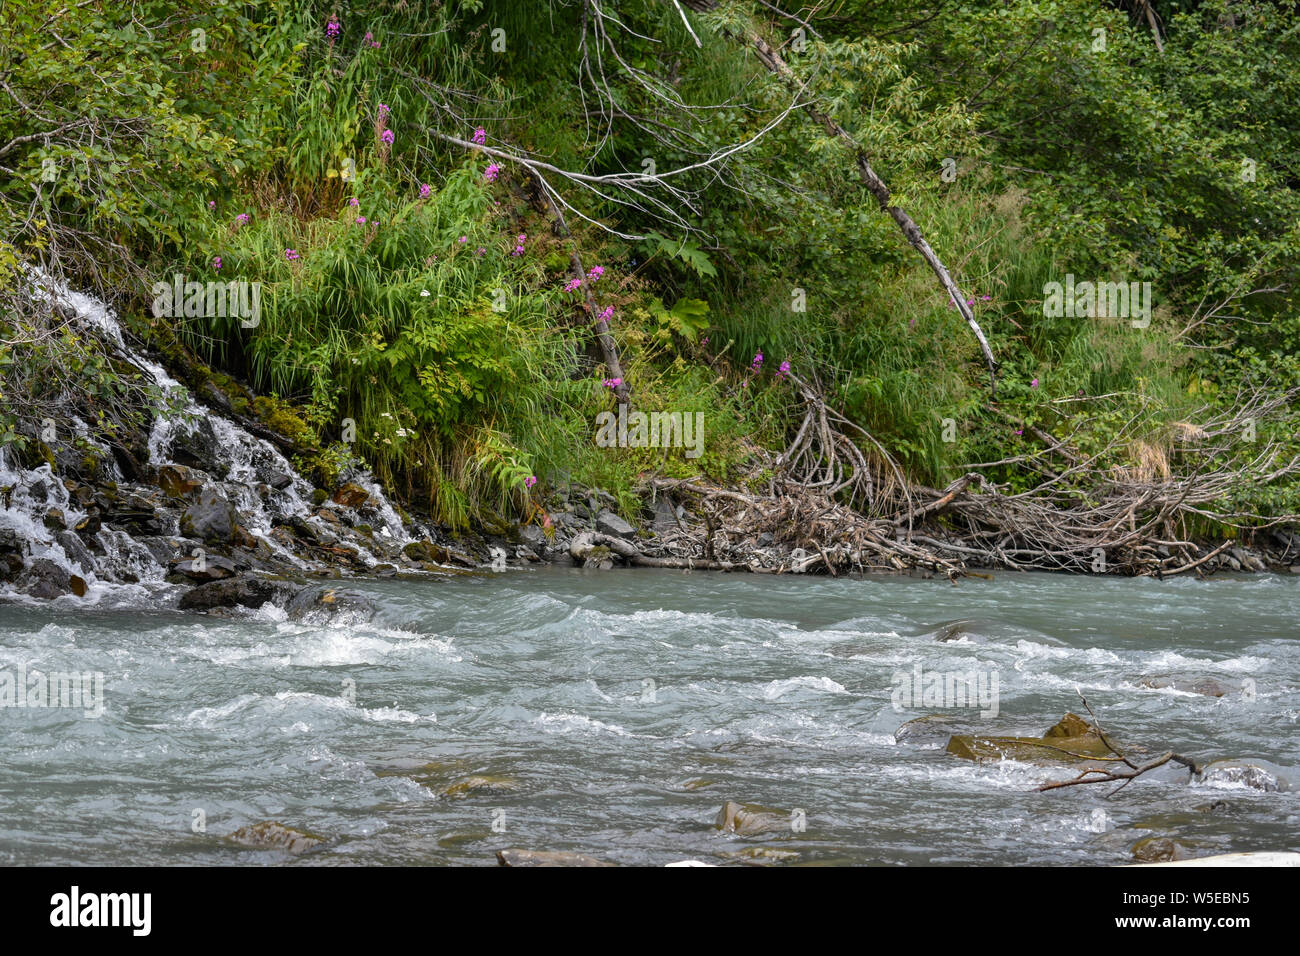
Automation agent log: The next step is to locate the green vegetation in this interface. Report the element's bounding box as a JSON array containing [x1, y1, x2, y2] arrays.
[[3, 0, 1299, 530]]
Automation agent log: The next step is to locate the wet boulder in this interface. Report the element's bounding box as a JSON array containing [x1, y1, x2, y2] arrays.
[[714, 801, 792, 836], [15, 558, 85, 600], [1132, 838, 1195, 863], [227, 821, 324, 856], [284, 585, 375, 622], [178, 573, 297, 611], [155, 464, 203, 500], [1197, 759, 1292, 793], [401, 540, 476, 568], [331, 482, 370, 508], [55, 531, 97, 576], [180, 487, 236, 543], [946, 713, 1120, 765], [170, 552, 239, 583]]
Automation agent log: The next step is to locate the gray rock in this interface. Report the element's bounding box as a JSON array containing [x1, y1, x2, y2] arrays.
[[180, 487, 237, 543], [178, 573, 297, 611], [170, 552, 239, 582], [17, 558, 75, 600], [651, 497, 680, 534], [55, 531, 96, 576], [596, 509, 635, 538]]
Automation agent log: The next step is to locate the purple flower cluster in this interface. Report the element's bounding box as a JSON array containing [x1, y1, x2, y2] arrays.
[[587, 265, 604, 281], [602, 377, 623, 390], [381, 129, 395, 145], [524, 476, 538, 489], [472, 127, 486, 146], [484, 162, 500, 182], [564, 277, 582, 293], [326, 15, 340, 40], [751, 351, 763, 372], [777, 360, 791, 379], [364, 31, 380, 49], [419, 183, 431, 199], [598, 306, 614, 321], [285, 248, 300, 261], [211, 256, 222, 271], [512, 232, 526, 256], [234, 213, 250, 227]]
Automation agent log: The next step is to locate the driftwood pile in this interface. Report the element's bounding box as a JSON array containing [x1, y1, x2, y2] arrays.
[[570, 375, 1300, 580]]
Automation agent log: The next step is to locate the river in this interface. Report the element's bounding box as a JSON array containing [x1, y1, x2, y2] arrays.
[[0, 567, 1296, 865]]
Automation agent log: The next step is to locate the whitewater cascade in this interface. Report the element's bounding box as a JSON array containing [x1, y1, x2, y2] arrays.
[[1, 269, 420, 604]]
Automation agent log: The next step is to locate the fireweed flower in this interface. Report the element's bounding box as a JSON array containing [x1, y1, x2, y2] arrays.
[[458, 236, 467, 243], [381, 129, 395, 145], [587, 265, 604, 281], [378, 103, 390, 117], [355, 216, 366, 225], [524, 476, 538, 489], [476, 247, 485, 256], [777, 360, 791, 379], [326, 15, 340, 40], [484, 163, 500, 182], [1031, 378, 1039, 388], [234, 213, 250, 227], [751, 351, 763, 372], [348, 197, 359, 207], [419, 183, 431, 199], [212, 256, 222, 270], [285, 248, 300, 261], [602, 377, 623, 389], [598, 306, 614, 321], [564, 277, 582, 293], [472, 127, 486, 145], [207, 200, 216, 210]]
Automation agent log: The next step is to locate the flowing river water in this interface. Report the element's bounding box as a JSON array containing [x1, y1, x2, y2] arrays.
[[1, 567, 1296, 865]]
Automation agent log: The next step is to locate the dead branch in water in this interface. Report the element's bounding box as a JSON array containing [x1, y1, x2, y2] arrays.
[[1037, 694, 1203, 797]]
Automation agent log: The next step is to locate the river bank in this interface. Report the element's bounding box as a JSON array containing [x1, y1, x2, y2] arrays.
[[4, 275, 1300, 613]]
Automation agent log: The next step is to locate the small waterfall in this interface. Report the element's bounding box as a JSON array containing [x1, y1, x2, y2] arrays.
[[2, 267, 416, 602]]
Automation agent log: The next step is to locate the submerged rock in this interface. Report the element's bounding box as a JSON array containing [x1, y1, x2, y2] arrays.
[[715, 801, 791, 836], [227, 821, 325, 855], [496, 848, 615, 867], [1137, 676, 1235, 698], [895, 714, 973, 746], [1198, 759, 1292, 793], [441, 775, 522, 799], [1132, 837, 1195, 863], [283, 585, 376, 622], [946, 713, 1120, 765]]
